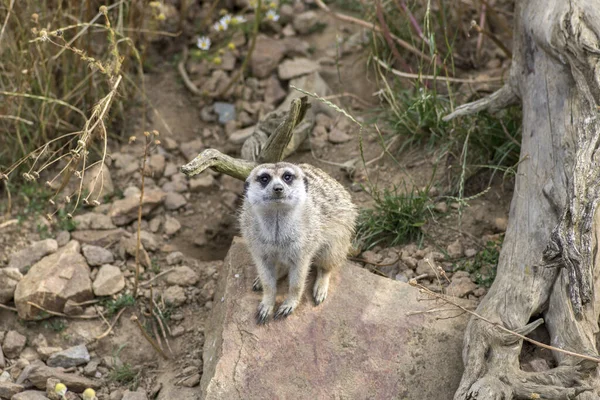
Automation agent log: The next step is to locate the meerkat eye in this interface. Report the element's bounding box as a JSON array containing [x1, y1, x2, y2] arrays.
[[258, 174, 271, 184], [282, 173, 294, 182]]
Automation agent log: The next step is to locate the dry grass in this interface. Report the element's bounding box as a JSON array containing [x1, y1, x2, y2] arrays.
[[0, 0, 156, 218]]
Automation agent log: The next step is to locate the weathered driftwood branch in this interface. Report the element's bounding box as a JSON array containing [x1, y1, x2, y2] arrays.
[[442, 84, 519, 122], [180, 97, 310, 180], [448, 1, 600, 399]]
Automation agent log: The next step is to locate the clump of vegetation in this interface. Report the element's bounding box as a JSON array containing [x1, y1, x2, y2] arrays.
[[42, 318, 68, 332], [456, 236, 503, 287], [356, 185, 434, 249], [102, 294, 136, 318], [109, 362, 138, 386]]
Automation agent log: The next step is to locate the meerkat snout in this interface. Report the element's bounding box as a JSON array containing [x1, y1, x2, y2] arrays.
[[240, 162, 358, 324]]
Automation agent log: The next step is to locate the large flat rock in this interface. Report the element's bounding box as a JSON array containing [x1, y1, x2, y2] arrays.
[[201, 237, 472, 400]]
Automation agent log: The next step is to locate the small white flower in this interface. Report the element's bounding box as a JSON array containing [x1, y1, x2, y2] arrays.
[[196, 36, 211, 50], [232, 15, 246, 24], [221, 14, 232, 24], [213, 20, 228, 32], [266, 9, 280, 22]]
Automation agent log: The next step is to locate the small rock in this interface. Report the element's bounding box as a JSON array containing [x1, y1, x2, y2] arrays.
[[166, 252, 184, 266], [83, 360, 100, 376], [328, 128, 352, 144], [200, 105, 217, 123], [401, 255, 418, 269], [55, 231, 70, 247], [119, 236, 151, 269], [149, 217, 162, 233], [473, 287, 487, 297], [394, 273, 409, 283], [36, 347, 63, 360], [464, 248, 478, 258], [447, 272, 477, 298], [93, 265, 125, 296], [293, 11, 319, 35], [164, 163, 178, 178], [164, 192, 187, 211], [213, 102, 236, 124], [147, 154, 166, 178], [163, 216, 181, 236], [416, 259, 437, 277], [170, 326, 185, 338], [179, 139, 204, 162], [110, 389, 124, 400], [264, 75, 286, 105], [73, 212, 116, 231], [0, 268, 22, 304], [163, 286, 186, 307], [8, 239, 58, 273], [83, 162, 114, 199], [282, 24, 296, 37], [166, 267, 199, 287], [277, 57, 320, 80], [446, 240, 463, 259], [82, 245, 114, 267], [13, 241, 94, 319], [0, 381, 24, 398], [123, 187, 141, 198], [2, 331, 26, 359], [70, 229, 127, 247], [139, 231, 159, 251], [162, 180, 188, 193], [434, 202, 448, 213], [122, 390, 148, 400], [228, 127, 254, 145], [361, 251, 382, 265], [189, 176, 215, 193], [249, 35, 287, 78], [109, 189, 166, 226], [47, 344, 90, 368], [12, 391, 49, 400], [181, 373, 201, 387], [494, 217, 508, 232], [28, 365, 99, 392]]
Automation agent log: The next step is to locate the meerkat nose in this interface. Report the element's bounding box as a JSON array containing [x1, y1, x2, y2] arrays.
[[273, 183, 284, 193]]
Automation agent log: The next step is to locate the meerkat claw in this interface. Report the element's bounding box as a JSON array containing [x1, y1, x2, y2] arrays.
[[256, 302, 273, 325], [252, 277, 263, 292], [313, 287, 327, 305], [274, 301, 297, 319]]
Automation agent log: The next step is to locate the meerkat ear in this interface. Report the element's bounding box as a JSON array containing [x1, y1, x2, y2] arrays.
[[303, 176, 309, 190], [243, 180, 249, 197]]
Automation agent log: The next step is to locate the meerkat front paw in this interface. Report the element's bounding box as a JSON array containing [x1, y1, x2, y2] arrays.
[[256, 301, 273, 324], [274, 299, 298, 319], [313, 279, 329, 305], [252, 277, 263, 292]]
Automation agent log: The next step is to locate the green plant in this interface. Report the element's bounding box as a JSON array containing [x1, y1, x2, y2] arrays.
[[109, 362, 138, 386], [456, 236, 503, 287], [102, 294, 135, 318], [356, 185, 433, 249], [43, 318, 68, 332]]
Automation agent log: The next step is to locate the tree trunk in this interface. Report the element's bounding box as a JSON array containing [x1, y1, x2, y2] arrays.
[[445, 1, 600, 398]]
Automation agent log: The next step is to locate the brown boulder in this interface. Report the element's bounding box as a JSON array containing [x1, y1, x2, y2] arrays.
[[14, 241, 93, 320], [201, 238, 472, 400], [108, 189, 166, 226], [249, 35, 286, 78], [70, 228, 127, 247]]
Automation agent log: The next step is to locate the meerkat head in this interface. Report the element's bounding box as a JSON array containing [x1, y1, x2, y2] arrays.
[[244, 162, 308, 210]]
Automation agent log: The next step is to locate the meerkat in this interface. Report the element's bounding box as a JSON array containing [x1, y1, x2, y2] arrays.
[[239, 162, 358, 324]]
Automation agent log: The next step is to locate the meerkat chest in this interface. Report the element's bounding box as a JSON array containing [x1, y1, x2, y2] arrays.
[[255, 209, 304, 245]]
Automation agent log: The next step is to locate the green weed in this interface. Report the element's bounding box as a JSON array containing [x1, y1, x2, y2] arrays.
[[42, 318, 68, 333], [456, 236, 502, 287], [356, 185, 433, 249], [102, 294, 136, 318]]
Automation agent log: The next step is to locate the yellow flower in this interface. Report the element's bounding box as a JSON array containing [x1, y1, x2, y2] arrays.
[[218, 49, 225, 55], [212, 57, 222, 65], [227, 42, 236, 50], [269, 1, 277, 8], [54, 383, 67, 396], [156, 13, 166, 21], [82, 388, 97, 400], [149, 1, 161, 7]]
